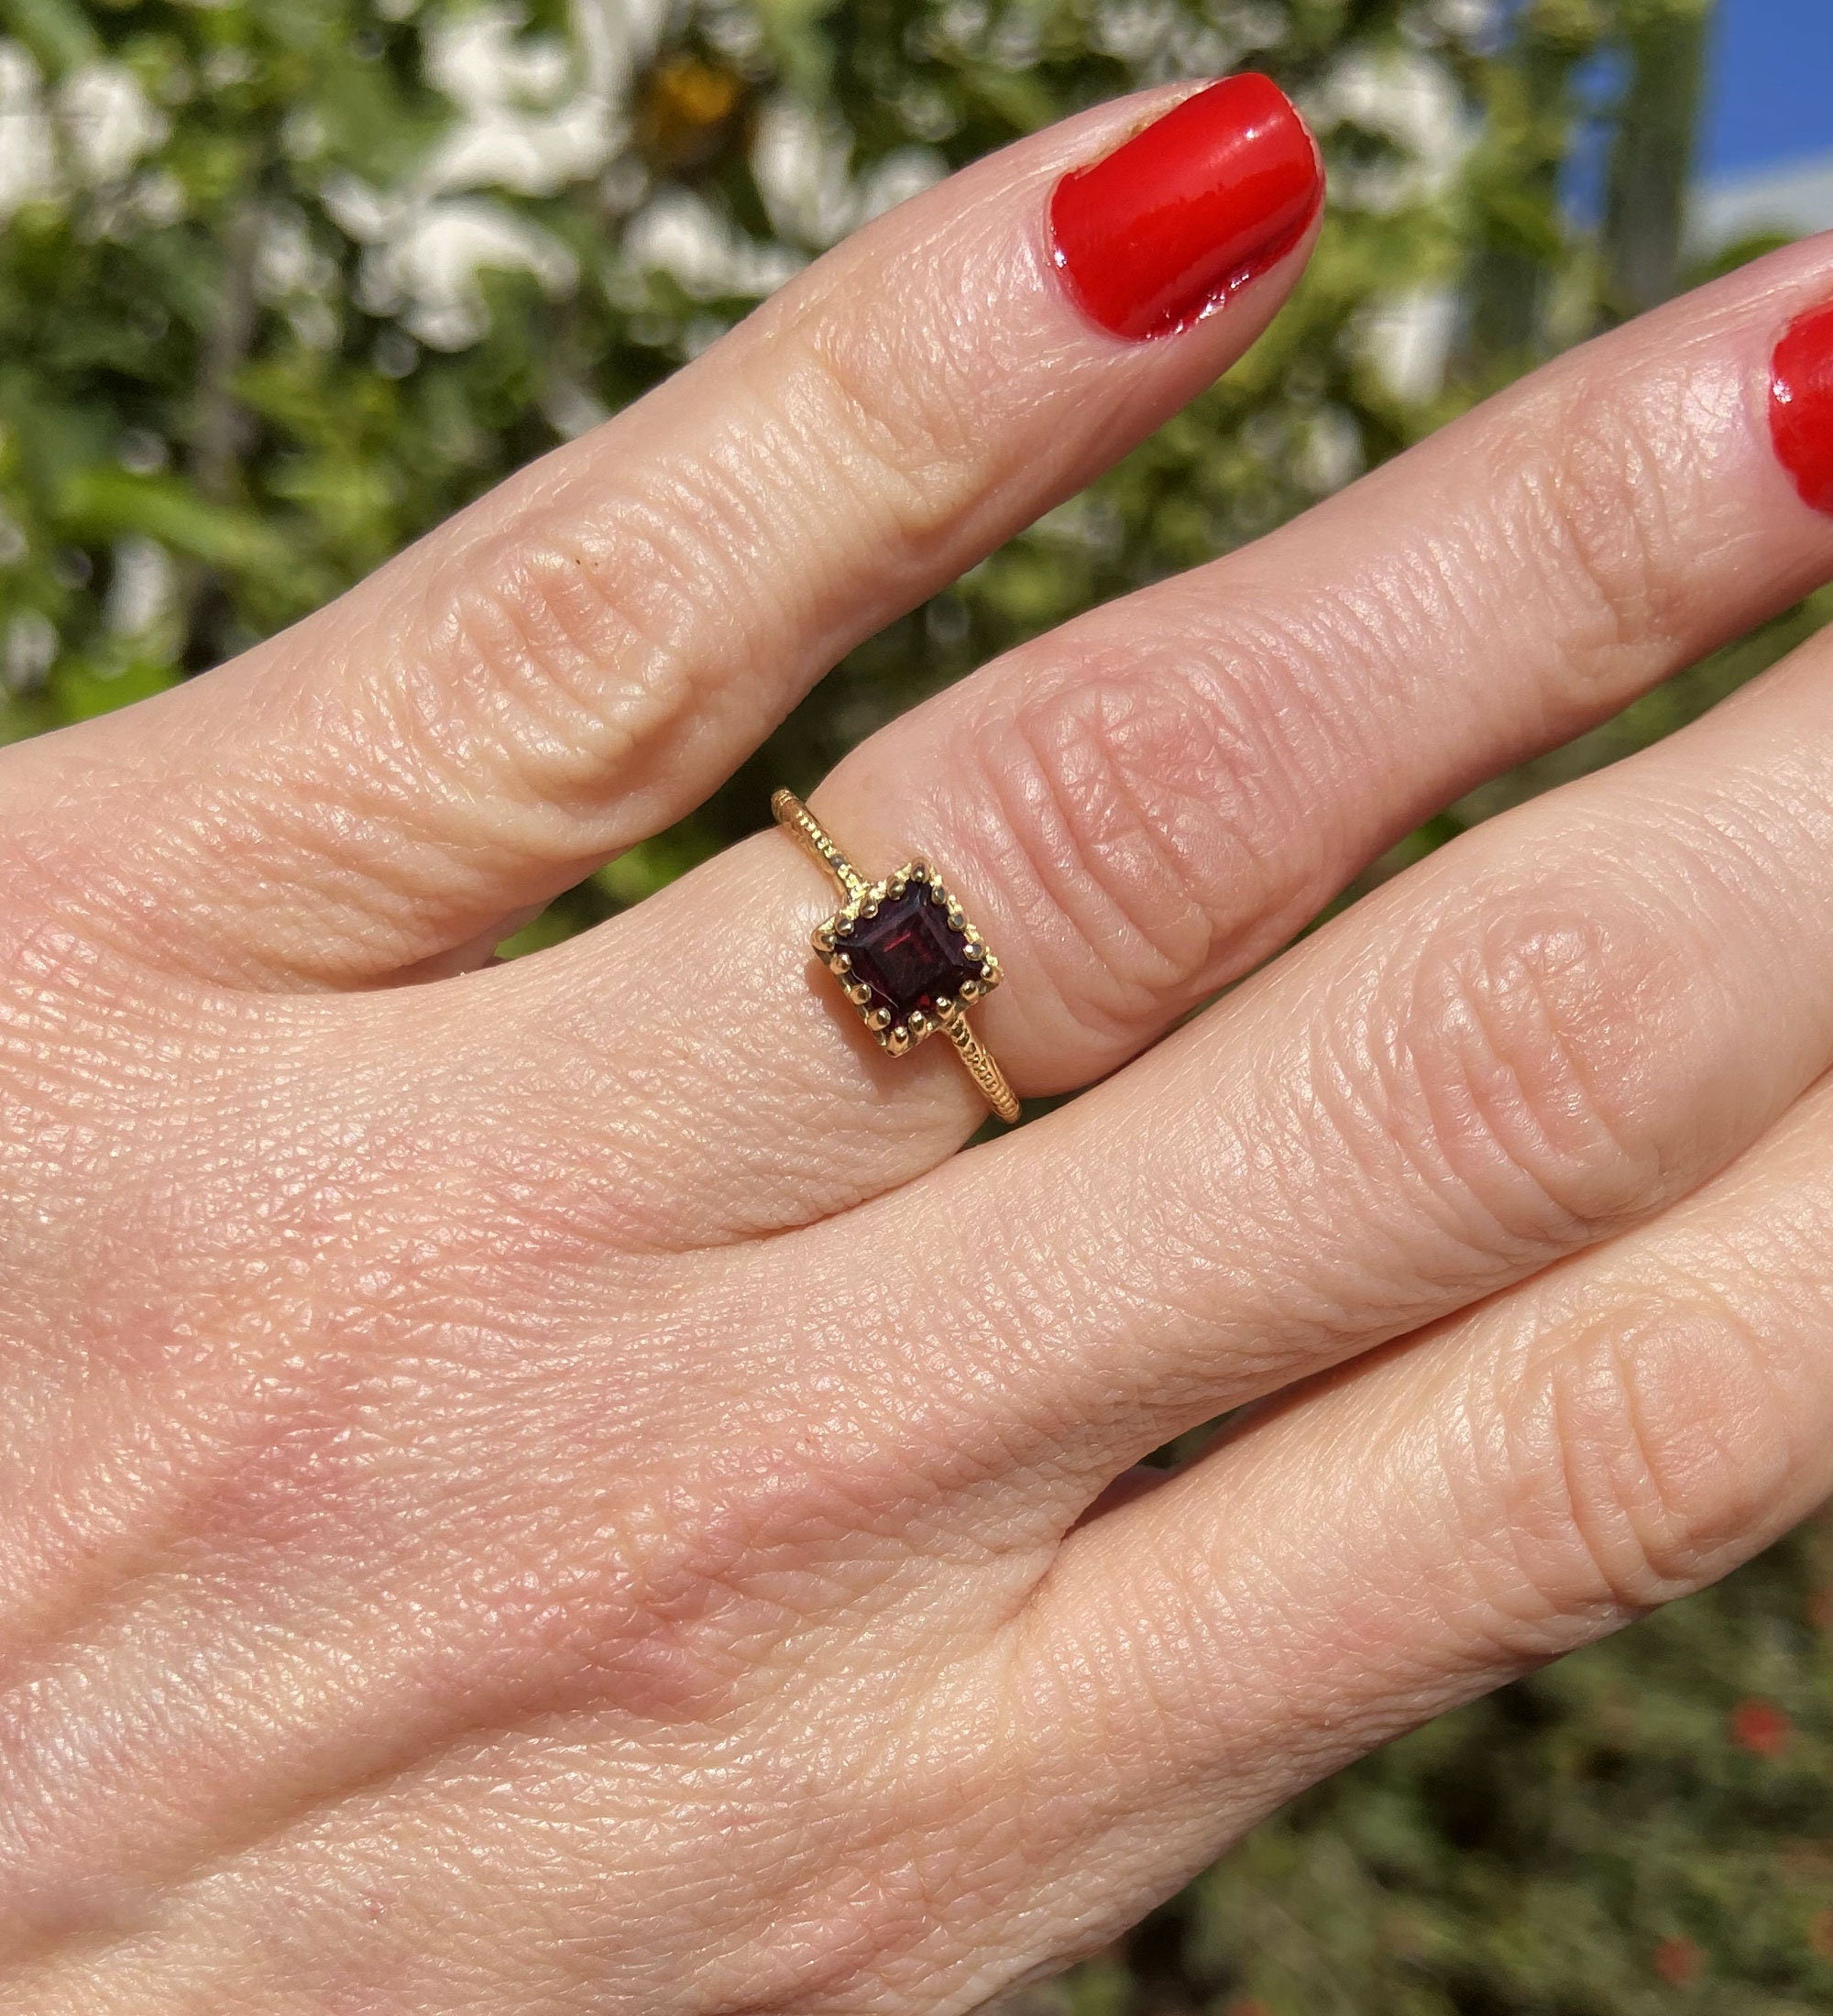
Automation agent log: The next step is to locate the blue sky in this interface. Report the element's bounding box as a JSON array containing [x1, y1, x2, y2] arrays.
[[1706, 0, 1833, 175]]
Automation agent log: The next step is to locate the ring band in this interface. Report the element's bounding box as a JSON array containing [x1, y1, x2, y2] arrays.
[[772, 790, 1021, 1124]]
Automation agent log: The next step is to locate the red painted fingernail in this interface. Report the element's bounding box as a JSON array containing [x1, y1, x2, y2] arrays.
[[1772, 301, 1833, 514], [1048, 73, 1322, 344]]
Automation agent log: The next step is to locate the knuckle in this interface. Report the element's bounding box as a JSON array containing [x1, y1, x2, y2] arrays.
[[1489, 1296, 1810, 1622], [1375, 881, 1703, 1250], [1490, 369, 1696, 703], [400, 260, 1023, 840], [407, 478, 755, 849], [789, 300, 992, 546], [953, 646, 1316, 1041], [781, 222, 1063, 550]]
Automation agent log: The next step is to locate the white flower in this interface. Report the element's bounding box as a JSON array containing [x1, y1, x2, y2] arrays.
[[57, 60, 170, 187], [357, 197, 577, 350], [751, 99, 943, 249], [3, 610, 57, 694], [1316, 47, 1470, 213], [415, 0, 655, 199], [1359, 286, 1460, 403], [254, 205, 338, 301], [752, 95, 861, 247], [858, 147, 947, 224], [105, 537, 177, 637], [620, 187, 801, 300], [324, 0, 654, 346], [0, 43, 57, 221]]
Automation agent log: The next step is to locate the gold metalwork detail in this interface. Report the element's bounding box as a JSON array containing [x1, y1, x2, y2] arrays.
[[771, 788, 1021, 1124], [773, 788, 866, 902]]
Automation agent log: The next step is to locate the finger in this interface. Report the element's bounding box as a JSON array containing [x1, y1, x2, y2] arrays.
[[462, 236, 1833, 1244], [7, 76, 1322, 989], [814, 236, 1833, 1090], [762, 608, 1833, 1497], [969, 1068, 1833, 1989]]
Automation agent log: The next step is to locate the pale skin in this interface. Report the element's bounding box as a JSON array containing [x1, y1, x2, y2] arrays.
[[10, 81, 1833, 2011]]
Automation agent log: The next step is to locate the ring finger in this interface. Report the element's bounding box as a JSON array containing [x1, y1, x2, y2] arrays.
[[710, 583, 1833, 1561], [453, 233, 1833, 1241]]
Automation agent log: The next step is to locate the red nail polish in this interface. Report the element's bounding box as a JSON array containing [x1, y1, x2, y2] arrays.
[[1048, 73, 1322, 344], [1772, 301, 1833, 515]]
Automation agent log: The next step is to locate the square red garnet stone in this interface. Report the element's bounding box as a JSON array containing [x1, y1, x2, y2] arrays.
[[812, 860, 1003, 1056]]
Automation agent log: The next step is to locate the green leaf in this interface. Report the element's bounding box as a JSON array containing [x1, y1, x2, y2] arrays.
[[49, 651, 181, 721], [0, 0, 101, 76]]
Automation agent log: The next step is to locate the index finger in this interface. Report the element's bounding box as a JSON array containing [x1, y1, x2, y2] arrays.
[[5, 76, 1321, 990]]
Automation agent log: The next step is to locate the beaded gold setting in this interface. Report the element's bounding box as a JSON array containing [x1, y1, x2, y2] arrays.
[[772, 790, 1020, 1123], [812, 860, 1002, 1056]]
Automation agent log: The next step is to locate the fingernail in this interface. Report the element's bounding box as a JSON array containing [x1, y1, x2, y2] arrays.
[[1772, 301, 1833, 514], [1048, 73, 1322, 344]]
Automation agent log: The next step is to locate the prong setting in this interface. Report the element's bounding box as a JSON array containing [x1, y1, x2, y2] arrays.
[[774, 790, 1020, 1123], [812, 859, 1003, 1053]]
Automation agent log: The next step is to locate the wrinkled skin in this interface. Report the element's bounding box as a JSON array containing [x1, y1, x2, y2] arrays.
[[8, 84, 1833, 2014]]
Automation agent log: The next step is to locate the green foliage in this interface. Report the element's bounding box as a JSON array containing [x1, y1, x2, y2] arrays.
[[10, 0, 1831, 2003], [0, 0, 1650, 820]]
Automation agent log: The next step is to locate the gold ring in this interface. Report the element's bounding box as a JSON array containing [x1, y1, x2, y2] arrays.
[[771, 790, 1021, 1124]]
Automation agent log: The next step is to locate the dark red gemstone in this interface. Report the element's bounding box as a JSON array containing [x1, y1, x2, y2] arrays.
[[837, 885, 980, 1028]]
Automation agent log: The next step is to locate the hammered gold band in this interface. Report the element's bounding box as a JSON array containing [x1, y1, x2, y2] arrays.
[[772, 790, 1021, 1124]]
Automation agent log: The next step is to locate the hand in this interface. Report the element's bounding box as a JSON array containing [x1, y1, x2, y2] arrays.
[[7, 73, 1833, 2011]]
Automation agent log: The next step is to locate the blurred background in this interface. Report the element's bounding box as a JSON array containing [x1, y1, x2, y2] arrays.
[[4, 0, 1832, 2007]]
